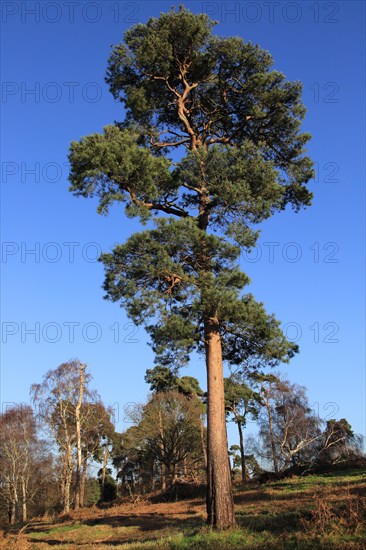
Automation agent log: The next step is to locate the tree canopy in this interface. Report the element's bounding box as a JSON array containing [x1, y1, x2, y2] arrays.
[[68, 7, 311, 373]]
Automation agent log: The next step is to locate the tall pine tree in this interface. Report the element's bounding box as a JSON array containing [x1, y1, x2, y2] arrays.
[[69, 7, 313, 528]]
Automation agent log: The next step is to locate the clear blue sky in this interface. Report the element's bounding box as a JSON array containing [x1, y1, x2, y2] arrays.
[[1, 1, 365, 448]]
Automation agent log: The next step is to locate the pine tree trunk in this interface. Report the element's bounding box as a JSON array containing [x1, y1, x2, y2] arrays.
[[205, 316, 235, 529], [237, 421, 246, 482]]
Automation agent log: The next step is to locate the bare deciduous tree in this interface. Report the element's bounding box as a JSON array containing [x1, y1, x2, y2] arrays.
[[31, 360, 95, 513], [0, 405, 38, 524], [256, 376, 322, 471]]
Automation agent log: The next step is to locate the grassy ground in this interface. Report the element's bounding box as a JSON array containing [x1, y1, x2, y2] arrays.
[[1, 469, 365, 549]]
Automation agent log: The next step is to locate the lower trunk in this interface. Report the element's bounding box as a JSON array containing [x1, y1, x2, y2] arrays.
[[21, 478, 27, 522], [158, 411, 166, 491], [151, 473, 156, 492], [9, 482, 18, 525], [9, 501, 16, 526], [267, 402, 278, 474], [205, 316, 235, 529], [170, 464, 177, 486], [64, 473, 71, 513], [74, 363, 86, 511], [80, 453, 88, 507], [63, 445, 73, 514], [237, 421, 246, 482], [74, 452, 81, 509], [60, 461, 65, 498], [161, 463, 166, 491]]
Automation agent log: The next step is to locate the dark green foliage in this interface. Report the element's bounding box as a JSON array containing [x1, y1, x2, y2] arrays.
[[224, 375, 261, 422], [101, 216, 297, 368], [104, 7, 313, 199], [145, 365, 178, 393], [178, 376, 204, 398], [243, 454, 263, 478], [145, 366, 204, 398], [69, 8, 310, 371], [69, 126, 173, 220], [98, 469, 117, 502], [85, 478, 101, 506]]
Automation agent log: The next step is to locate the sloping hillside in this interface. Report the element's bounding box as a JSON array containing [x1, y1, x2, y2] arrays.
[[1, 469, 365, 549]]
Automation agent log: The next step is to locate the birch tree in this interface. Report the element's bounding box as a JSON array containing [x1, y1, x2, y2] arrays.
[[31, 360, 92, 513]]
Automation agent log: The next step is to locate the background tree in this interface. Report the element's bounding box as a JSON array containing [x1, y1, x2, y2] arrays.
[[74, 362, 86, 510], [145, 366, 207, 470], [112, 427, 154, 496], [145, 366, 178, 393], [0, 405, 48, 524], [316, 419, 363, 468], [113, 390, 204, 494], [29, 453, 60, 518], [228, 445, 242, 480], [97, 469, 117, 502], [84, 478, 101, 506], [273, 382, 321, 468], [176, 375, 208, 470], [145, 366, 204, 399], [256, 376, 322, 471], [79, 402, 116, 506], [254, 373, 282, 473], [68, 7, 313, 528], [143, 391, 203, 486], [224, 374, 261, 481], [145, 367, 176, 489], [31, 360, 97, 513]]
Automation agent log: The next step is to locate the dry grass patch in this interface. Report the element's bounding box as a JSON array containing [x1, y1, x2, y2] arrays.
[[1, 469, 365, 549]]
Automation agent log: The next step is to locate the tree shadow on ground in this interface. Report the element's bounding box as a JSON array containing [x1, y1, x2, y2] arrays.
[[83, 511, 203, 532], [24, 514, 203, 548]]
